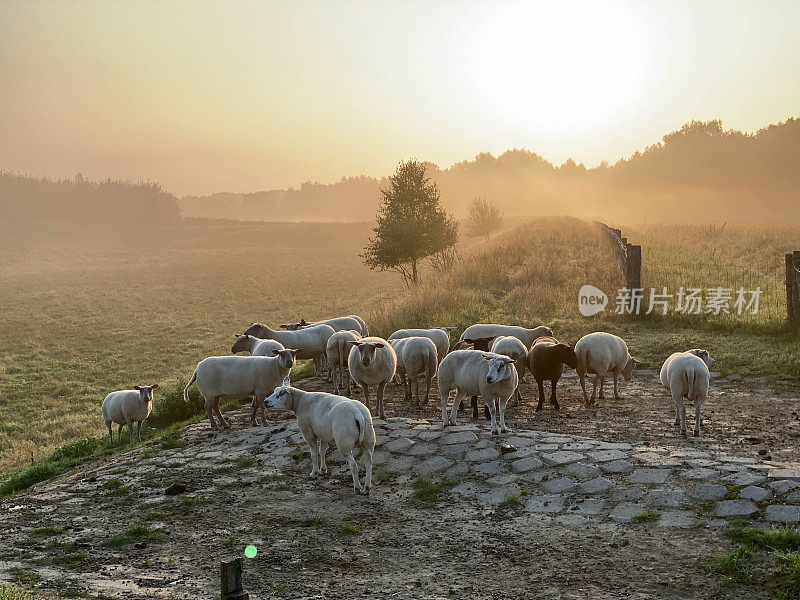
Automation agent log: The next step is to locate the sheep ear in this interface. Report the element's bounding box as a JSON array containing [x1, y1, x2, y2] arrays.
[[482, 355, 491, 361], [133, 385, 141, 390], [374, 343, 385, 349], [279, 324, 289, 329], [151, 384, 159, 390], [293, 349, 302, 356], [282, 376, 291, 387], [272, 349, 281, 355], [507, 358, 517, 364]]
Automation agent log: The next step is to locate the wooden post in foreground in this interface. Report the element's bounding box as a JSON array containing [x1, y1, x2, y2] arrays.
[[786, 253, 795, 322], [221, 558, 249, 600]]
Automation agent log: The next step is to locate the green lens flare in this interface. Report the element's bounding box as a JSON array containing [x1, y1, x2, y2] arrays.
[[244, 545, 257, 559]]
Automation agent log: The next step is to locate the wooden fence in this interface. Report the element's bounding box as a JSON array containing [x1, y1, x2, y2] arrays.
[[595, 221, 641, 291]]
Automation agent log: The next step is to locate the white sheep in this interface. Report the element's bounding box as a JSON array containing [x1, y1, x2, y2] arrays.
[[490, 336, 528, 405], [574, 332, 637, 405], [102, 384, 158, 446], [326, 329, 362, 396], [231, 334, 285, 356], [244, 322, 334, 376], [387, 327, 455, 365], [348, 337, 397, 419], [438, 350, 518, 435], [460, 323, 553, 349], [264, 377, 376, 494], [389, 336, 438, 405], [281, 315, 368, 336], [183, 349, 300, 429], [660, 349, 716, 437]]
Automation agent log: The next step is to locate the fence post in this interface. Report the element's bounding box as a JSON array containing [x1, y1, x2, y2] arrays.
[[221, 558, 249, 600], [628, 245, 642, 290], [786, 254, 795, 322]]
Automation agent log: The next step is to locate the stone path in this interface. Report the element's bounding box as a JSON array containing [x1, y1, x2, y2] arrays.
[[362, 416, 800, 527]]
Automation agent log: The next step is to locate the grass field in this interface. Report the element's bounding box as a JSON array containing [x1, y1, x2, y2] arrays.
[[0, 216, 797, 479]]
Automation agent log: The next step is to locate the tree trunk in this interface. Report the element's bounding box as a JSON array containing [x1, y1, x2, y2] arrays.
[[411, 260, 419, 285]]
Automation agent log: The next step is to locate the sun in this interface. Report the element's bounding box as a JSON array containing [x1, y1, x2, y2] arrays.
[[468, 2, 649, 131]]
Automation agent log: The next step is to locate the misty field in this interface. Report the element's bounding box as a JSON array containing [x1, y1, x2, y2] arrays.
[[0, 217, 797, 478]]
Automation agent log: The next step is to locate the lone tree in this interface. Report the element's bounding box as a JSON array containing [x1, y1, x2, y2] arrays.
[[361, 159, 459, 286], [467, 196, 504, 240]]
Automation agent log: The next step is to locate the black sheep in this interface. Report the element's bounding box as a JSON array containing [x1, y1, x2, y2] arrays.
[[527, 336, 578, 411]]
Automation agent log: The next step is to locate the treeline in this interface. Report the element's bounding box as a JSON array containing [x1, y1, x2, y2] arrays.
[[181, 117, 800, 223], [0, 172, 181, 224]]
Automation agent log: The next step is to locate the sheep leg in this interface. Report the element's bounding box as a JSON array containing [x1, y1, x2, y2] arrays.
[[319, 440, 329, 477], [578, 371, 590, 405], [307, 438, 320, 478], [250, 397, 259, 426], [673, 403, 681, 426], [257, 393, 268, 427], [550, 380, 560, 410], [512, 385, 521, 406], [414, 376, 420, 405], [424, 374, 431, 405], [672, 390, 687, 437], [613, 371, 622, 399], [487, 398, 499, 435], [471, 396, 479, 419], [693, 396, 704, 437], [204, 397, 219, 430], [536, 380, 546, 412], [343, 449, 361, 493], [107, 422, 114, 448], [360, 383, 370, 411], [213, 397, 230, 429], [498, 397, 509, 433], [136, 421, 142, 443], [117, 423, 124, 444], [598, 374, 606, 399], [127, 419, 134, 445], [402, 373, 411, 402], [448, 391, 464, 426], [377, 381, 387, 419], [360, 447, 373, 494]]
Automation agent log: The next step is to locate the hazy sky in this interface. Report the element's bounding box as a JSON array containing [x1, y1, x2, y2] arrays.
[[1, 0, 799, 196]]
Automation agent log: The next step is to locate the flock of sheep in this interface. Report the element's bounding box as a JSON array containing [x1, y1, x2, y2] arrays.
[[100, 315, 716, 495]]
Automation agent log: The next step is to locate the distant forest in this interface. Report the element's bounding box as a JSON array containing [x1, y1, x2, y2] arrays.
[[182, 118, 800, 223], [2, 118, 798, 225], [0, 173, 181, 224]]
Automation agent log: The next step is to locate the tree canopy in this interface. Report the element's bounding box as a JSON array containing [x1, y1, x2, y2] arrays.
[[467, 196, 504, 239], [361, 159, 459, 285]]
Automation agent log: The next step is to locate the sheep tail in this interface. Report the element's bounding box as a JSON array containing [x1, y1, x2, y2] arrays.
[[184, 370, 197, 403], [688, 368, 697, 400], [355, 411, 367, 446]]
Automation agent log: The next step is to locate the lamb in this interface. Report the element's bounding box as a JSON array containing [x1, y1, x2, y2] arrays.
[[438, 350, 518, 435], [389, 336, 438, 405], [102, 384, 158, 446], [490, 336, 528, 405], [264, 377, 376, 494], [348, 337, 397, 419], [281, 315, 368, 336], [660, 349, 716, 437], [243, 322, 334, 376], [326, 329, 362, 396], [527, 336, 578, 412], [459, 336, 495, 419], [231, 334, 285, 356], [183, 349, 300, 429], [574, 332, 637, 405], [388, 327, 455, 365], [460, 323, 553, 349]]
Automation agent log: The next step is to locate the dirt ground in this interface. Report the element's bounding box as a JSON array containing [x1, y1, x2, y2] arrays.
[[1, 370, 798, 600]]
